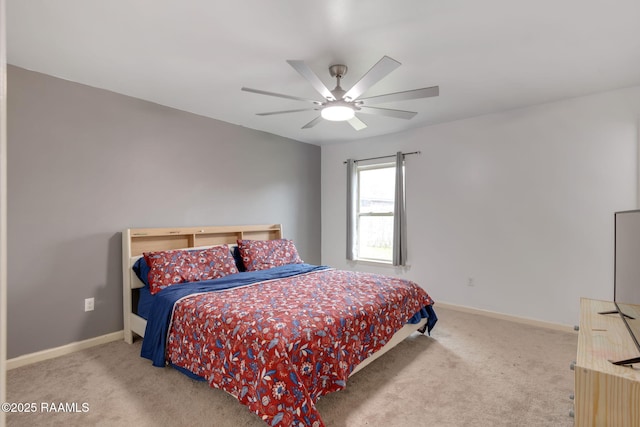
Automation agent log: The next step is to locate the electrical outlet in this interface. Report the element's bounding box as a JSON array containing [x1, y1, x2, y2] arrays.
[[467, 277, 475, 287], [84, 297, 95, 312]]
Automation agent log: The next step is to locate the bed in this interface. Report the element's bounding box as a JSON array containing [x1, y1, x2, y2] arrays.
[[122, 224, 436, 426]]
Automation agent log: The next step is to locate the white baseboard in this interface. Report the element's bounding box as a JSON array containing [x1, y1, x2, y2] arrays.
[[7, 330, 124, 370], [436, 301, 577, 333]]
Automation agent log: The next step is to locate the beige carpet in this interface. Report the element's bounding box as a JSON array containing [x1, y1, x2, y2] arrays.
[[6, 306, 577, 426]]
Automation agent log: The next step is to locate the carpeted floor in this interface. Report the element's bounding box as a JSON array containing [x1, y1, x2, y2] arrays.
[[6, 306, 577, 426]]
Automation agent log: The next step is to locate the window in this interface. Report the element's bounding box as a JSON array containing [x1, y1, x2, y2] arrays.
[[346, 152, 408, 266], [356, 162, 398, 263]]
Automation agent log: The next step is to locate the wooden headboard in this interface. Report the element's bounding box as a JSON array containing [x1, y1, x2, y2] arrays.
[[122, 224, 283, 343]]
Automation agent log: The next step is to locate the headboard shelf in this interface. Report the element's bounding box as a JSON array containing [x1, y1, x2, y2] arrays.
[[125, 224, 283, 256]]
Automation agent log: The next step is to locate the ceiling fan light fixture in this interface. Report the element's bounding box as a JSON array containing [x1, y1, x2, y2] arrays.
[[244, 56, 439, 131], [321, 102, 355, 121]]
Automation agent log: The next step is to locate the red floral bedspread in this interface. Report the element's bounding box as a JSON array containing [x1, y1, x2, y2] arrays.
[[165, 269, 434, 426]]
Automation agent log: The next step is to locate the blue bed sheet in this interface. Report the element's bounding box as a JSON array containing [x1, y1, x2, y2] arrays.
[[137, 285, 153, 320]]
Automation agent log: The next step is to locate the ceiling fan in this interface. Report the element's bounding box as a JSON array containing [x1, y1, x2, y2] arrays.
[[241, 56, 439, 131]]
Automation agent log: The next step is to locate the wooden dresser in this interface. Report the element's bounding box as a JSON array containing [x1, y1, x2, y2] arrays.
[[574, 298, 640, 426]]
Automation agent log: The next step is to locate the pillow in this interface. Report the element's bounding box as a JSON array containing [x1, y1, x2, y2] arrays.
[[237, 239, 303, 271], [132, 257, 151, 287], [144, 250, 186, 294], [232, 245, 246, 272], [143, 245, 238, 294], [184, 246, 239, 282]]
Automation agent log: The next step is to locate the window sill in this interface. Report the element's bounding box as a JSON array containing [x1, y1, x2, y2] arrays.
[[350, 259, 410, 269]]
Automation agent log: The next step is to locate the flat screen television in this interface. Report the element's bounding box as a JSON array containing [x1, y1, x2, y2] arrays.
[[615, 210, 640, 305], [601, 210, 640, 365]]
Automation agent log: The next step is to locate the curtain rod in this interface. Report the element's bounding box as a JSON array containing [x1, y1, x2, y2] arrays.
[[342, 151, 421, 164]]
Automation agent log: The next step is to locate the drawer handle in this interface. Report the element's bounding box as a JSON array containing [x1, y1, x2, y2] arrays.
[[570, 361, 576, 370]]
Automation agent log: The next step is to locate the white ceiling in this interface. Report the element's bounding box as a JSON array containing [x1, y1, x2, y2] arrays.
[[7, 1, 640, 145]]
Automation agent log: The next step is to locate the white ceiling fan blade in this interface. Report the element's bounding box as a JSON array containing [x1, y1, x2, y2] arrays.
[[302, 116, 323, 129], [358, 86, 439, 105], [287, 60, 335, 101], [242, 87, 321, 104], [348, 116, 367, 131], [343, 56, 401, 101], [358, 106, 417, 120], [256, 108, 318, 116]]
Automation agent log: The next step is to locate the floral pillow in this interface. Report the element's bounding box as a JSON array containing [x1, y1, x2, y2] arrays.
[[237, 239, 303, 271], [143, 245, 238, 294], [185, 246, 239, 282]]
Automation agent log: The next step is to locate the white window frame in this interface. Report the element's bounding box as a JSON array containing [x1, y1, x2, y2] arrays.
[[355, 161, 397, 263]]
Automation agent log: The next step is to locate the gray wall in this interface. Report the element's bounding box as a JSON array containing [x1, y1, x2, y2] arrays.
[[7, 65, 321, 358]]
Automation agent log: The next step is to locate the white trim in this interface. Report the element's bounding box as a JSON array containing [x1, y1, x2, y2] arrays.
[[6, 331, 124, 370], [350, 259, 393, 267], [355, 162, 396, 264], [436, 301, 577, 333]]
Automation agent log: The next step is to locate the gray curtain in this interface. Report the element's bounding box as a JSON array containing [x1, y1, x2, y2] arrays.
[[346, 159, 358, 260], [392, 152, 407, 266]]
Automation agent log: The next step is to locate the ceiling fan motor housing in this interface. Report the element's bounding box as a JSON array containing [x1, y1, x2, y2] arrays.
[[328, 64, 348, 100], [329, 64, 348, 78]]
